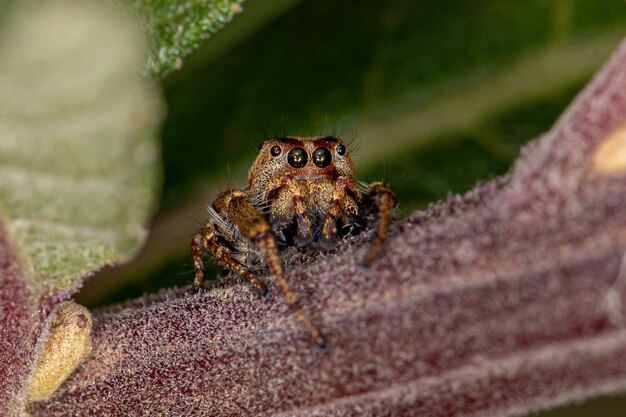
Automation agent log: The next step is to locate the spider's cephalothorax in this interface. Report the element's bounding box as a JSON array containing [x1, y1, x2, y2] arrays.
[[191, 136, 396, 347]]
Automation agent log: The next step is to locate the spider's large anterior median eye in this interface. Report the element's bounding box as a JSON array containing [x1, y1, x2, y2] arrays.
[[270, 145, 282, 157], [313, 147, 332, 168], [287, 147, 308, 168]]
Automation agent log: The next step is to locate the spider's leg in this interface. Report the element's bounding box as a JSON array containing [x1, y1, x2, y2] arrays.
[[362, 181, 396, 267], [191, 223, 267, 294], [217, 189, 326, 347], [320, 176, 360, 249], [263, 174, 312, 246]]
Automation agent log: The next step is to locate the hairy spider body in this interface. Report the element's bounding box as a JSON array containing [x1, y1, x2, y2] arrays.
[[192, 136, 396, 347]]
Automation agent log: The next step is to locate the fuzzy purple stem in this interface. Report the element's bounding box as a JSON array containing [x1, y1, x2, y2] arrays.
[[0, 223, 43, 417]]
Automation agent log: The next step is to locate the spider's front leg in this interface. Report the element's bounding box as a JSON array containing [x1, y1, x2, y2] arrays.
[[362, 181, 396, 267], [198, 189, 326, 347]]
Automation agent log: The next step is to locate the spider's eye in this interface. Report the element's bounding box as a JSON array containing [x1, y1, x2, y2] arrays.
[[270, 145, 282, 157], [312, 147, 332, 168], [287, 148, 308, 168], [336, 144, 346, 156]]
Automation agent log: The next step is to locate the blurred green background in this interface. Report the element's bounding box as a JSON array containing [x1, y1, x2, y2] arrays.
[[75, 1, 626, 415]]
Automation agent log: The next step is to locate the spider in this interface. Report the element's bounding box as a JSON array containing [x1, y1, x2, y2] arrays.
[[191, 136, 396, 347]]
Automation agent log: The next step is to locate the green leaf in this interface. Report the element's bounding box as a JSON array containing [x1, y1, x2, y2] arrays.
[[0, 0, 164, 291], [123, 0, 246, 78]]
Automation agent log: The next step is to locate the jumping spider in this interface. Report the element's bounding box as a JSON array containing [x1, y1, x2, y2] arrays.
[[191, 136, 396, 347]]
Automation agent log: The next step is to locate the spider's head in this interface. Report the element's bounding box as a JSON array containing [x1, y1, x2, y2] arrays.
[[248, 136, 355, 191]]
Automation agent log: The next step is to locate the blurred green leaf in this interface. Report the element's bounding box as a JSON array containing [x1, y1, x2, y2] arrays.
[[0, 0, 163, 290], [159, 0, 626, 207], [123, 0, 246, 78], [362, 82, 586, 213]]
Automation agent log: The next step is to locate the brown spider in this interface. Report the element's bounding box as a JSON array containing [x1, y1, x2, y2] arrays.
[[191, 136, 396, 347]]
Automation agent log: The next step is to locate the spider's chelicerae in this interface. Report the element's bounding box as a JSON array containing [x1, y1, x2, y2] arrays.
[[191, 136, 396, 347]]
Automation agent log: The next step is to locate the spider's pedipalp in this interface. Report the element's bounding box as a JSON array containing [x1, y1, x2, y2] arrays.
[[264, 174, 313, 246], [320, 176, 360, 249]]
